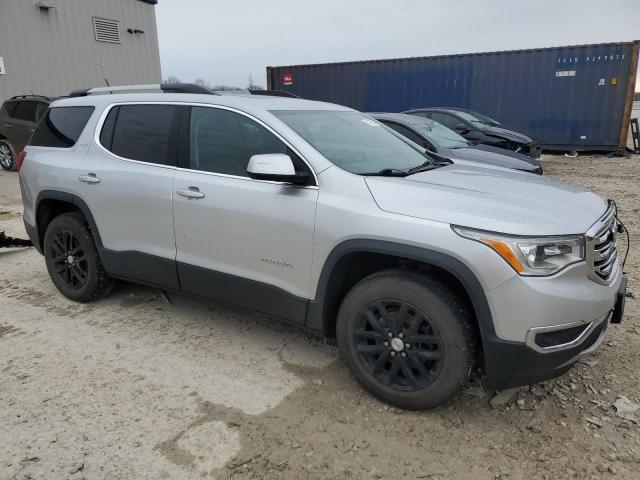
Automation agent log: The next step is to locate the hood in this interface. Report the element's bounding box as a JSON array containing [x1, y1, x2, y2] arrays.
[[365, 164, 607, 236], [444, 144, 539, 171], [480, 125, 534, 144]]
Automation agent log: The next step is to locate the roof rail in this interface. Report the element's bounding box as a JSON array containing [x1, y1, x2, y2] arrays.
[[69, 83, 219, 97], [10, 94, 54, 101], [250, 90, 300, 99]]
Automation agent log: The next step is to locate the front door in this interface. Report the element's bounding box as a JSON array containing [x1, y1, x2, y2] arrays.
[[173, 105, 318, 322]]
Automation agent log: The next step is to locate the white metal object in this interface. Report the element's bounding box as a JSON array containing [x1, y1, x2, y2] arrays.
[[87, 84, 162, 95], [93, 17, 121, 44], [0, 57, 5, 75], [247, 154, 295, 177]]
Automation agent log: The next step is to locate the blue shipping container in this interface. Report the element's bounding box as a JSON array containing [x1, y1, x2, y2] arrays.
[[267, 42, 639, 152]]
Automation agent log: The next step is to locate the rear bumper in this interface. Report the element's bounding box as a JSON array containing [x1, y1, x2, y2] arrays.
[[24, 219, 41, 253], [483, 312, 610, 390]]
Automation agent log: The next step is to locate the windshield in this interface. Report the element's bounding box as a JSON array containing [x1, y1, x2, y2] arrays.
[[411, 119, 469, 149], [272, 110, 430, 174], [455, 110, 500, 126]]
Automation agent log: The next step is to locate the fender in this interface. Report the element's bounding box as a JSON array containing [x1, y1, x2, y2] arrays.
[[306, 239, 502, 377], [34, 190, 105, 251]]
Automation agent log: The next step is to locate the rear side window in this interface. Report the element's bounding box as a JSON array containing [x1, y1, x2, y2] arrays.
[[30, 106, 95, 148], [2, 100, 18, 117], [101, 104, 178, 166], [13, 101, 38, 122]]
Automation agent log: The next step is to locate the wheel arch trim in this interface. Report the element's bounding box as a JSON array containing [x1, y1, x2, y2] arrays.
[[34, 190, 104, 252], [308, 238, 498, 341]]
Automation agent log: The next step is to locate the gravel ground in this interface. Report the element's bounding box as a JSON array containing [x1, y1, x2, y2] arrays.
[[1, 154, 639, 480]]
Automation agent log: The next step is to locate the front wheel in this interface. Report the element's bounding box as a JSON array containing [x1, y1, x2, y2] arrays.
[[336, 270, 475, 410]]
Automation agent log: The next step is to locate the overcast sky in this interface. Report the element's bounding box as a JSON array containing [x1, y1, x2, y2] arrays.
[[156, 0, 640, 90]]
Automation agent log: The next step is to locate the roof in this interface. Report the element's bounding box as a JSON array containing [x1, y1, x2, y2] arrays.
[[404, 107, 460, 114], [51, 92, 352, 115]]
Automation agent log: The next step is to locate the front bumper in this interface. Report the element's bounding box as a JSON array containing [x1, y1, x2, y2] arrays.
[[483, 312, 610, 389], [483, 275, 626, 390]]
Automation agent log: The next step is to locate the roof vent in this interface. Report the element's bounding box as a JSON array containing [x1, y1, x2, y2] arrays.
[[93, 17, 121, 44], [36, 1, 56, 10]]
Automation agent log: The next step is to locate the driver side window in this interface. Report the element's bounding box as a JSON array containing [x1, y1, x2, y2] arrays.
[[189, 107, 288, 177]]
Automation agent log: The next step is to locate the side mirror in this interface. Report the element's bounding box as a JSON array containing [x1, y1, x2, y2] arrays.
[[247, 153, 308, 185], [454, 124, 470, 134]]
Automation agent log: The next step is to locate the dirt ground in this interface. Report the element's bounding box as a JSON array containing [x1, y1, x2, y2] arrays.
[[1, 154, 639, 480]]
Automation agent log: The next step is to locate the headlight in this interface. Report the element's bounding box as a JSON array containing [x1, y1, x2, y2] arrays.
[[452, 226, 585, 276]]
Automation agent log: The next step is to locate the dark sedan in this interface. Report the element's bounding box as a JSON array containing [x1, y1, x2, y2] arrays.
[[369, 113, 542, 174], [402, 107, 541, 159]]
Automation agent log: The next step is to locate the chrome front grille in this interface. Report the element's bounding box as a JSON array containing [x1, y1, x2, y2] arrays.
[[586, 202, 618, 285]]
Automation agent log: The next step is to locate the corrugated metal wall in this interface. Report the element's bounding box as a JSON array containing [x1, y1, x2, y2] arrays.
[[268, 42, 639, 151], [0, 0, 161, 101]]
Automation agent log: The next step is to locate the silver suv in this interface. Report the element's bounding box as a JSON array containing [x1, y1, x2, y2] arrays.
[[19, 84, 627, 409]]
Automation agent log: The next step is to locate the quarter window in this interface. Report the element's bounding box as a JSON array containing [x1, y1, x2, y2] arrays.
[[189, 107, 288, 177], [103, 104, 178, 166], [30, 106, 95, 148]]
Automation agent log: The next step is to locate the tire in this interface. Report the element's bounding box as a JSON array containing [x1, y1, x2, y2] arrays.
[[0, 140, 16, 171], [336, 269, 475, 410], [43, 212, 113, 302]]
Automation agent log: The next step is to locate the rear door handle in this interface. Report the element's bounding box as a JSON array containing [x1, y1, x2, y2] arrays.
[[176, 186, 205, 199], [78, 173, 100, 184]]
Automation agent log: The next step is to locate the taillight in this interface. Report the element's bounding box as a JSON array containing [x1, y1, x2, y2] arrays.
[[17, 151, 27, 171]]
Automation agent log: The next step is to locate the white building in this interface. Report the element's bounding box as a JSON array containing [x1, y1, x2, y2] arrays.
[[0, 0, 162, 101]]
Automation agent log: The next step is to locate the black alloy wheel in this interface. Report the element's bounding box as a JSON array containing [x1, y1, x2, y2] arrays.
[[336, 270, 475, 410], [48, 229, 88, 290], [354, 300, 443, 391], [43, 212, 113, 302]]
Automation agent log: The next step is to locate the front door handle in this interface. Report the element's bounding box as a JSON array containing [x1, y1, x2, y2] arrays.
[[78, 173, 100, 184], [176, 186, 205, 199]]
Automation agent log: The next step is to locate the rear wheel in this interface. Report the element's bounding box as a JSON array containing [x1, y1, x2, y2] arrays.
[[43, 212, 113, 302], [0, 140, 15, 171], [336, 270, 475, 410]]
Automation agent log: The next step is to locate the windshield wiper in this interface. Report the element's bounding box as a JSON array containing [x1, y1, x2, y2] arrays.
[[406, 155, 452, 175], [364, 168, 409, 177]]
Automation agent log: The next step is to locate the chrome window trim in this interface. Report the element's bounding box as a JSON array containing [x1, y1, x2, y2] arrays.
[[524, 314, 607, 354], [92, 101, 319, 188]]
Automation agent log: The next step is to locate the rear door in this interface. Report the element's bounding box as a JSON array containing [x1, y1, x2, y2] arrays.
[[173, 105, 318, 321], [83, 103, 181, 289]]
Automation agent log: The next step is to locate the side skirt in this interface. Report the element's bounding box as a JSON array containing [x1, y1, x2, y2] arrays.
[[99, 248, 309, 326], [177, 262, 308, 324]]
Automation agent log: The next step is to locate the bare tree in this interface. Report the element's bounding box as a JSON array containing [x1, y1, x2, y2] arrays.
[[194, 78, 212, 89], [247, 75, 264, 91], [163, 76, 181, 84]]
